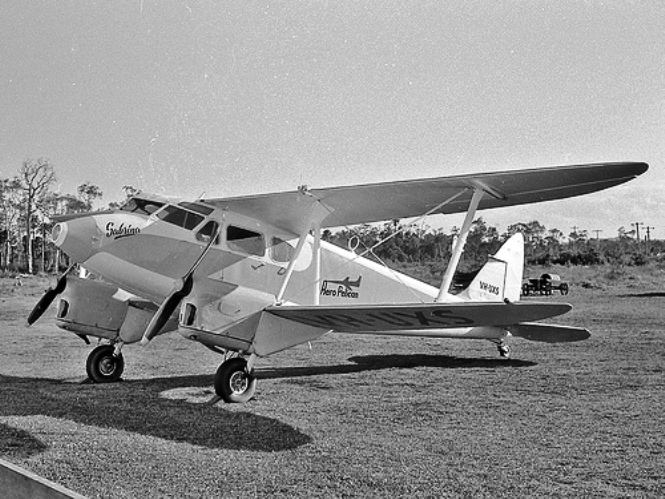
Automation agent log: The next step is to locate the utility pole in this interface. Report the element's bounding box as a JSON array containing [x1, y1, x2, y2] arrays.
[[592, 229, 602, 240], [631, 222, 644, 254], [645, 226, 655, 255]]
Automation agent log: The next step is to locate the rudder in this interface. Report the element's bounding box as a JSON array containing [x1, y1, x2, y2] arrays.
[[457, 233, 524, 302]]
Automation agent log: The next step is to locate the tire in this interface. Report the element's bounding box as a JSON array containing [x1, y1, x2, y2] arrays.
[[214, 358, 257, 403], [560, 283, 569, 295], [86, 345, 124, 383]]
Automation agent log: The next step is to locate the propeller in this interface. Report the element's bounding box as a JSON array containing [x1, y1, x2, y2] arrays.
[[140, 225, 221, 345], [27, 264, 75, 325]]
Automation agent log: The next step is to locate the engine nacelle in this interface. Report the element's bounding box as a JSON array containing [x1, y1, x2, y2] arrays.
[[178, 281, 276, 352], [55, 276, 175, 343]]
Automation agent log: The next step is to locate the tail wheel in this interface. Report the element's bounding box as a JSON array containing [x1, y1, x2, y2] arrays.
[[497, 343, 511, 358], [560, 283, 570, 295], [86, 345, 124, 383], [214, 357, 257, 403]]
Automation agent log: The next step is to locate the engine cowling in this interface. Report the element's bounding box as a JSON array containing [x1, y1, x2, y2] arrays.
[[55, 276, 176, 343]]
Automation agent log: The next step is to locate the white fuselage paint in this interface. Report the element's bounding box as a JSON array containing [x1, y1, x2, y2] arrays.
[[56, 209, 440, 307]]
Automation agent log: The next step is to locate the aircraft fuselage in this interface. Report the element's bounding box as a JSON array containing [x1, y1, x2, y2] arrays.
[[53, 196, 438, 315]]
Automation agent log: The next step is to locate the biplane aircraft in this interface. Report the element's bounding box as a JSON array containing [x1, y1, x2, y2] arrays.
[[28, 162, 647, 402]]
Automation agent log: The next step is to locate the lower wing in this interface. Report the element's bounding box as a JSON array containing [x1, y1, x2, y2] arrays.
[[266, 301, 571, 333]]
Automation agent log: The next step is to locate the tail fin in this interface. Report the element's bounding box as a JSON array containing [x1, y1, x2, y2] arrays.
[[457, 233, 524, 302]]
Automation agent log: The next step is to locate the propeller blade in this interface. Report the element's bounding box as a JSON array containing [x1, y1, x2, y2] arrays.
[[27, 287, 61, 325], [140, 224, 220, 345], [140, 275, 192, 345], [26, 265, 74, 325], [182, 224, 222, 281]]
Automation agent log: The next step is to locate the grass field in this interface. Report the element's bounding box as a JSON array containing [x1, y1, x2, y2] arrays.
[[0, 268, 663, 498]]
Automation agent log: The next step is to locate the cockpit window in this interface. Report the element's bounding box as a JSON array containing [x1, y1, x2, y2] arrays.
[[157, 205, 204, 230], [270, 237, 296, 263], [178, 202, 214, 216], [120, 198, 165, 216], [227, 225, 264, 256], [196, 221, 220, 244]]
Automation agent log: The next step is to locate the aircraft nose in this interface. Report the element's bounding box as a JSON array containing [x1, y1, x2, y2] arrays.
[[52, 216, 101, 263]]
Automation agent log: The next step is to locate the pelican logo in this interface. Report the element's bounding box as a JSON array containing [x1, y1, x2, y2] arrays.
[[321, 276, 362, 299], [105, 221, 141, 240]]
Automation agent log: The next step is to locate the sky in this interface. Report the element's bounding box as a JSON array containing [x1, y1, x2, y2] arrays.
[[1, 1, 664, 239]]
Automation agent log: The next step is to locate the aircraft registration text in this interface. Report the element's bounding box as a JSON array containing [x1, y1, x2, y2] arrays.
[[479, 281, 500, 295], [279, 308, 475, 331]]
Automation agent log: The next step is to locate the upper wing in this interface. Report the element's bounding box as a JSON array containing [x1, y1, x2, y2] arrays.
[[266, 301, 572, 332], [203, 162, 647, 234]]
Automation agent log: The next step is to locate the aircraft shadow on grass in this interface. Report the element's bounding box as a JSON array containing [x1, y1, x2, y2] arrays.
[[0, 354, 535, 459], [0, 373, 310, 457], [258, 353, 536, 380]]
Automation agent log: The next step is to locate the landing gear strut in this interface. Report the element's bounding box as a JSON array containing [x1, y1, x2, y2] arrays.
[[214, 357, 257, 403], [86, 344, 124, 383]]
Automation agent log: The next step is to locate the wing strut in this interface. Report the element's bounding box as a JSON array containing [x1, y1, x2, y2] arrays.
[[312, 220, 322, 305], [435, 187, 485, 302], [275, 187, 329, 304]]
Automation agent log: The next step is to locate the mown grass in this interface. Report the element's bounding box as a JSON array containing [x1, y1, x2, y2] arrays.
[[0, 271, 663, 497]]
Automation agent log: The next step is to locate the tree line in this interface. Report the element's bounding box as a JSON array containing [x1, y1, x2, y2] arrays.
[[323, 218, 663, 272], [1, 158, 133, 274], [1, 159, 660, 275]]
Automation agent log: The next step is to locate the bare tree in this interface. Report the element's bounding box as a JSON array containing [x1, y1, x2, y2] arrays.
[[19, 158, 56, 273], [1, 177, 24, 271], [1, 178, 23, 270]]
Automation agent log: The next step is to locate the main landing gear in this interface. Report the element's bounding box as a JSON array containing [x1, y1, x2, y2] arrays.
[[86, 344, 125, 383], [214, 356, 257, 403], [492, 339, 511, 359]]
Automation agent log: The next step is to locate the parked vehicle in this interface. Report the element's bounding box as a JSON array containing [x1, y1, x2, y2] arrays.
[[522, 273, 569, 296]]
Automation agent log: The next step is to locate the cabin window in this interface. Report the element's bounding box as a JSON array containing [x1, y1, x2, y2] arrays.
[[196, 221, 220, 244], [178, 202, 214, 216], [270, 237, 296, 263], [157, 205, 204, 230], [227, 225, 264, 256], [120, 198, 164, 216]]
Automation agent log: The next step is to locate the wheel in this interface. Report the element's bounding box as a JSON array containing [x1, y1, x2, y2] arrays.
[[86, 345, 124, 383], [498, 343, 511, 358], [560, 283, 569, 295], [214, 357, 257, 403]]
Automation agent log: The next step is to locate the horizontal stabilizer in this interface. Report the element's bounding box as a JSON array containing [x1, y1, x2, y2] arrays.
[[267, 301, 571, 333], [508, 322, 590, 343]]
